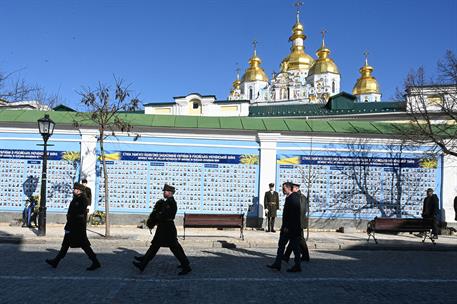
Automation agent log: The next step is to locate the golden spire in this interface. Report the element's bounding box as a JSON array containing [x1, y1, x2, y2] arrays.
[[241, 40, 269, 82], [283, 1, 314, 72], [308, 30, 339, 75], [352, 51, 381, 95], [231, 65, 241, 90]]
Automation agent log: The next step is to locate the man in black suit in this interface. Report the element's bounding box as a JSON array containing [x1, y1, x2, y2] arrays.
[[283, 182, 310, 262], [133, 184, 191, 275], [264, 183, 279, 232], [267, 182, 302, 272]]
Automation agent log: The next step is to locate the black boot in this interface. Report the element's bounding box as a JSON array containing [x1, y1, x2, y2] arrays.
[[286, 265, 302, 272], [132, 261, 146, 272], [178, 265, 192, 275], [45, 258, 60, 268], [86, 259, 101, 271], [266, 264, 281, 271], [134, 256, 144, 262]]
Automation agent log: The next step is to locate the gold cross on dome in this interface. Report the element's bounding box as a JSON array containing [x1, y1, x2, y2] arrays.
[[364, 50, 369, 65], [252, 39, 258, 55]]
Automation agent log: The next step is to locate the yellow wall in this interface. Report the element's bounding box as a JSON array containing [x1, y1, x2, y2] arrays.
[[187, 99, 202, 115], [153, 107, 172, 114], [220, 105, 238, 112]]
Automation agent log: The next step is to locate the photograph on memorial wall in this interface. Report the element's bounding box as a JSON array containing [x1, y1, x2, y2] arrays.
[[0, 148, 80, 212], [276, 144, 442, 220], [95, 149, 259, 215]]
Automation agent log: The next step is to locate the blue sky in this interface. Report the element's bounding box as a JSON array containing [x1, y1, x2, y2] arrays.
[[1, 0, 456, 109]]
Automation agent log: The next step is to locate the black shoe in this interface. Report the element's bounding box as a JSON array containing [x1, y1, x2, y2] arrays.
[[45, 258, 59, 268], [134, 256, 144, 262], [271, 230, 276, 233], [301, 255, 310, 262], [286, 265, 302, 272], [132, 261, 146, 272], [266, 264, 281, 271], [265, 229, 270, 233], [178, 266, 192, 275], [86, 260, 101, 271]]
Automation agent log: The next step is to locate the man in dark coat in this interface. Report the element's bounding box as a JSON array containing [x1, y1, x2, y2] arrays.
[[264, 183, 279, 232], [422, 188, 440, 238], [283, 183, 310, 262], [45, 183, 101, 270], [267, 182, 302, 272], [133, 184, 191, 275]]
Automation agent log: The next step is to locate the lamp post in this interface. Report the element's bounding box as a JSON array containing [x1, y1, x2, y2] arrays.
[[37, 114, 55, 236]]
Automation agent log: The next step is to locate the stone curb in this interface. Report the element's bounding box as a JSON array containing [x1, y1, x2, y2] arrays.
[[1, 235, 456, 251]]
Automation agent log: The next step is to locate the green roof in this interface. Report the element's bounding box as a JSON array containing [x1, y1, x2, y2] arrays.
[[0, 109, 446, 136], [249, 100, 406, 117]]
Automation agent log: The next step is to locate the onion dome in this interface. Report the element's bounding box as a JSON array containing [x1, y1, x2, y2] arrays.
[[241, 42, 269, 82], [308, 31, 339, 75], [352, 52, 380, 95], [283, 8, 314, 72]]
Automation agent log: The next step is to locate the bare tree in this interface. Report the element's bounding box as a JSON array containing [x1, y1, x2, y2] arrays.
[[74, 78, 140, 237], [401, 50, 457, 157], [0, 67, 63, 107]]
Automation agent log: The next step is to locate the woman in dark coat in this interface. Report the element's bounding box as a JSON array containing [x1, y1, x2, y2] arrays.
[[133, 184, 191, 275], [45, 183, 101, 270]]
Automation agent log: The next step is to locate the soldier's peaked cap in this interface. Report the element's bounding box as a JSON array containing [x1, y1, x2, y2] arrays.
[[73, 182, 85, 190], [162, 184, 176, 193]]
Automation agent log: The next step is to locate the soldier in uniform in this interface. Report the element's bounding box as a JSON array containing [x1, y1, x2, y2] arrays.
[[45, 183, 101, 270], [264, 183, 279, 232], [283, 182, 310, 262], [133, 184, 191, 275], [267, 182, 302, 272]]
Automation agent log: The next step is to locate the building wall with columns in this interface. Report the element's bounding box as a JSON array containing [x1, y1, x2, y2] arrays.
[[0, 113, 455, 229]]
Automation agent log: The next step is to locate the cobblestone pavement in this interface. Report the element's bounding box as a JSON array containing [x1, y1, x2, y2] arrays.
[[1, 242, 456, 304]]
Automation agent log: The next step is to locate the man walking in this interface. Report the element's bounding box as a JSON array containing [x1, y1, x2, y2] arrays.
[[422, 188, 440, 239], [133, 184, 191, 275], [264, 183, 279, 232], [45, 183, 101, 270], [283, 182, 310, 262], [267, 182, 302, 272]]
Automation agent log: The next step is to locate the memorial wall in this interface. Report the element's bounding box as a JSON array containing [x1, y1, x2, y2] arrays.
[[0, 129, 452, 225]]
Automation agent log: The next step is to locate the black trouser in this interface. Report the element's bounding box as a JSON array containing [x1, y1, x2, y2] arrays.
[[284, 230, 309, 261], [142, 239, 189, 267], [273, 233, 301, 268], [55, 234, 98, 262], [425, 217, 440, 236], [267, 216, 275, 231]]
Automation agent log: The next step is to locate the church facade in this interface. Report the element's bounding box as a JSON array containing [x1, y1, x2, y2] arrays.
[[145, 8, 382, 117]]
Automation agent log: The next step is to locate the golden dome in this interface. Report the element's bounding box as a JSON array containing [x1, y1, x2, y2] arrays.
[[283, 10, 314, 71], [308, 32, 339, 75], [352, 53, 380, 95], [241, 48, 269, 82]]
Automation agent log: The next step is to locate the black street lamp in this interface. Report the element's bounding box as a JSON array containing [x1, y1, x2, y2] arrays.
[[37, 114, 55, 236]]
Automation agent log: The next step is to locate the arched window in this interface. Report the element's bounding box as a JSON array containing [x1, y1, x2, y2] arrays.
[[249, 88, 253, 100], [332, 80, 335, 93], [287, 87, 290, 100]]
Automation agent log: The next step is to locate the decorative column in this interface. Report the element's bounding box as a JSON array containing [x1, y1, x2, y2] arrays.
[[80, 129, 98, 213], [256, 133, 280, 228], [441, 153, 457, 224]]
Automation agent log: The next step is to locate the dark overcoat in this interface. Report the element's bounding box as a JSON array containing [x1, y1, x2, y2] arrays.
[[64, 193, 90, 248], [298, 190, 309, 229], [148, 197, 178, 247], [281, 192, 301, 238], [422, 194, 439, 219], [264, 191, 279, 217]]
